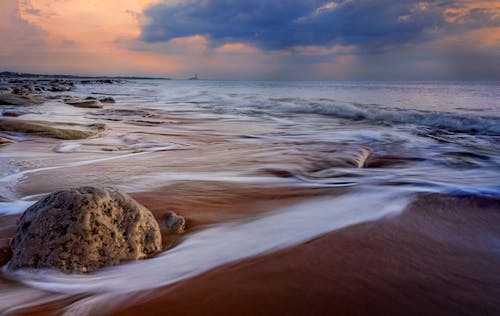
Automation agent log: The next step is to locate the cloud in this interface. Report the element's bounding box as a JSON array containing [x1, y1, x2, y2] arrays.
[[0, 0, 45, 51], [140, 0, 500, 51], [1, 0, 498, 79]]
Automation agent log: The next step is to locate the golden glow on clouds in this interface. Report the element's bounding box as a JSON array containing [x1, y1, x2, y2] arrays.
[[7, 0, 290, 77], [1, 0, 498, 79], [216, 43, 260, 54], [18, 0, 151, 47], [444, 1, 500, 24], [12, 0, 180, 76]]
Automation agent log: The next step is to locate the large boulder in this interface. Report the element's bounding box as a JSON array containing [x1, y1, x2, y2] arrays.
[[8, 187, 162, 273]]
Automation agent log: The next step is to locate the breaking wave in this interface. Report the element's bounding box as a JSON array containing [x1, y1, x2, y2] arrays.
[[264, 98, 500, 134]]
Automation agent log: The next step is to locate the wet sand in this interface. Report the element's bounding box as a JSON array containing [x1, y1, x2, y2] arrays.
[[5, 193, 498, 315], [108, 194, 500, 316], [131, 181, 339, 229], [0, 182, 342, 315]]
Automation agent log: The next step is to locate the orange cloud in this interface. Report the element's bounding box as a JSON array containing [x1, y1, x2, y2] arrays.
[[5, 0, 180, 76], [216, 43, 260, 54], [291, 44, 355, 56], [444, 0, 500, 24], [18, 0, 152, 46]]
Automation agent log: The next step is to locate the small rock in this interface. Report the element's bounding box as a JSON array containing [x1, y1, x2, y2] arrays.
[[8, 186, 162, 273], [164, 211, 186, 234], [65, 100, 103, 109], [99, 97, 116, 103]]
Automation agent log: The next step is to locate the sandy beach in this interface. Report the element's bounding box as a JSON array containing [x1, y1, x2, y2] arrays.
[[4, 193, 500, 315], [111, 194, 500, 316]]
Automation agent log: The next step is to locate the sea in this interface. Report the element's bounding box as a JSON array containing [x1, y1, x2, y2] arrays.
[[0, 79, 499, 314]]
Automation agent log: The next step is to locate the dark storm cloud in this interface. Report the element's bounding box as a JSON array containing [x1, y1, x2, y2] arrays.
[[140, 0, 499, 50]]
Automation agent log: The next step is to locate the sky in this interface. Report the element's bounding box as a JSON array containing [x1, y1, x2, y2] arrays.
[[0, 0, 499, 80]]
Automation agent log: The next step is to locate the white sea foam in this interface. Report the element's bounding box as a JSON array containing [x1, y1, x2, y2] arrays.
[[0, 146, 175, 205], [121, 172, 298, 193], [53, 142, 82, 153], [141, 80, 500, 134], [0, 200, 34, 215], [264, 99, 500, 134]]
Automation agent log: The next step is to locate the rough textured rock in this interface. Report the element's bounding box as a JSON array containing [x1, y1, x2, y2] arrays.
[[8, 186, 162, 273], [0, 93, 42, 106], [164, 211, 186, 234], [0, 119, 108, 139], [65, 100, 103, 108]]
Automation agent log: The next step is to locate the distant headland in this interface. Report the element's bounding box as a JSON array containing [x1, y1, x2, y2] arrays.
[[0, 71, 171, 80]]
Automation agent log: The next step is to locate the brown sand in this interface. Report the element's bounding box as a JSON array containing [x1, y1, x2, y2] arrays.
[[0, 182, 337, 315], [131, 181, 337, 229], [111, 194, 500, 316], [2, 192, 500, 315], [0, 182, 332, 264], [0, 215, 17, 266], [133, 182, 338, 250]]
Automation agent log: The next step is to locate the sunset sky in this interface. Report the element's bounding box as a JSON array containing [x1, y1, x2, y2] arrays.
[[1, 0, 499, 80]]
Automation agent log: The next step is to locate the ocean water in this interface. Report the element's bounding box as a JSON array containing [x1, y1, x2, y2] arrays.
[[0, 80, 499, 314], [74, 79, 500, 195]]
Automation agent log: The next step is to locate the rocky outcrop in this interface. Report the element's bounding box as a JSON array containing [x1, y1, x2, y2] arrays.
[[0, 94, 42, 106], [80, 79, 122, 84], [84, 96, 115, 103], [8, 186, 162, 273], [46, 79, 74, 92], [0, 119, 108, 140]]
